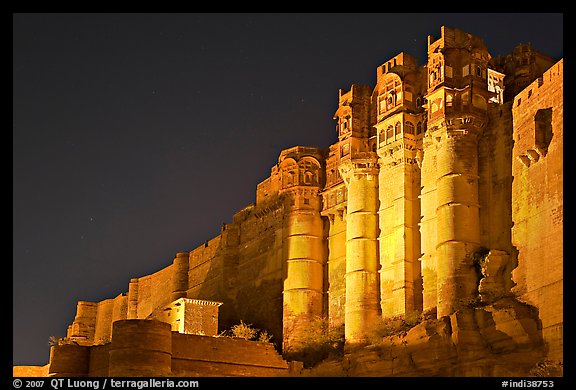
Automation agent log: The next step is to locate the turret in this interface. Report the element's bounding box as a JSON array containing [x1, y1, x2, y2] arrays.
[[278, 146, 327, 357], [421, 26, 491, 318], [374, 52, 426, 318], [334, 85, 381, 345]]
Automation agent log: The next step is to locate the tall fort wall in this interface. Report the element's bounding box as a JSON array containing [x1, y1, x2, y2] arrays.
[[511, 59, 563, 362], [18, 26, 562, 377]]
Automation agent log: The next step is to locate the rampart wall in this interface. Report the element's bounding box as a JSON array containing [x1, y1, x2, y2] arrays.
[[511, 59, 563, 362], [17, 28, 562, 377], [48, 320, 289, 377]]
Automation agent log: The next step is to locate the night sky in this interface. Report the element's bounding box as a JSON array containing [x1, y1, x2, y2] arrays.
[[13, 13, 563, 366]]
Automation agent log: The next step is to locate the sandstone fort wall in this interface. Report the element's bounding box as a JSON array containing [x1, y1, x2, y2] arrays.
[[16, 26, 562, 377], [42, 320, 289, 377], [511, 59, 563, 362]]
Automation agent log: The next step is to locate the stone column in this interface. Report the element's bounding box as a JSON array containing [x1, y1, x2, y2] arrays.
[[339, 157, 380, 344], [67, 301, 97, 345], [127, 278, 139, 319], [419, 135, 439, 313], [282, 189, 325, 355], [377, 139, 422, 318], [171, 252, 189, 302], [435, 130, 481, 318], [325, 206, 347, 329]]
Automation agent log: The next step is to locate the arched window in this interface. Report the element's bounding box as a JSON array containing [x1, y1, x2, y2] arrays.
[[416, 121, 422, 135], [386, 125, 394, 141], [386, 90, 397, 109], [299, 160, 318, 186], [340, 119, 349, 136], [285, 171, 295, 187], [405, 121, 415, 135], [395, 122, 401, 136], [283, 161, 298, 188]]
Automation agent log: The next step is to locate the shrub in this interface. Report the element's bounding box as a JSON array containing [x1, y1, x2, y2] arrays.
[[230, 320, 258, 340], [288, 317, 344, 368], [48, 336, 75, 346], [257, 330, 273, 343], [529, 359, 563, 377], [368, 310, 422, 343], [48, 336, 59, 347]]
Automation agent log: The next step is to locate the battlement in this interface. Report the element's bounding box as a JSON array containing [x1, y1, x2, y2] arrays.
[[337, 84, 372, 105], [378, 52, 419, 77], [514, 59, 563, 108], [428, 25, 489, 54], [278, 145, 325, 162]]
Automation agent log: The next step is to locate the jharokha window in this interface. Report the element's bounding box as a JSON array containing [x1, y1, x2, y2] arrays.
[[386, 125, 394, 141], [405, 121, 415, 135]]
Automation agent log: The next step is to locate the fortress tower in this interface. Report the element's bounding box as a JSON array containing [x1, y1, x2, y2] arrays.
[[421, 27, 492, 317], [374, 53, 426, 318], [320, 139, 347, 330], [278, 147, 326, 354], [333, 85, 380, 344], [19, 26, 562, 377]]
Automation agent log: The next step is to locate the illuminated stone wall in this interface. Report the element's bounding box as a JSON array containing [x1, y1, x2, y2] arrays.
[[375, 52, 426, 319], [333, 86, 381, 344], [48, 319, 290, 377], [36, 26, 562, 376], [511, 59, 563, 362], [424, 27, 491, 318], [66, 294, 127, 346], [321, 143, 347, 330]]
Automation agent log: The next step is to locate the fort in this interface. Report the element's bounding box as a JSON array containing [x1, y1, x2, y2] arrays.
[[14, 26, 563, 377]]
